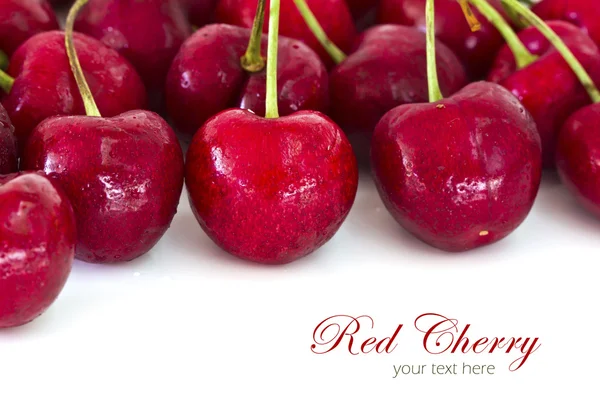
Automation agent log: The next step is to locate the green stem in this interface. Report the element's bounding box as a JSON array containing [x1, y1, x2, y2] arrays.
[[265, 0, 280, 119], [293, 0, 347, 64], [240, 0, 266, 72], [426, 0, 443, 102], [468, 0, 537, 69], [503, 6, 529, 29], [0, 50, 8, 71], [65, 0, 101, 117], [0, 68, 13, 93], [502, 0, 600, 103]]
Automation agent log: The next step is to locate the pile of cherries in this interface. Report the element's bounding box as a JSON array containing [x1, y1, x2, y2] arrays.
[[0, 0, 599, 328]]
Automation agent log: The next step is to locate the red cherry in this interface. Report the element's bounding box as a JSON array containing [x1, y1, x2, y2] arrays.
[[0, 0, 59, 57], [22, 111, 184, 263], [73, 0, 192, 101], [1, 31, 147, 154], [556, 103, 600, 218], [377, 0, 508, 80], [166, 23, 329, 137], [372, 82, 542, 251], [185, 109, 358, 264], [214, 0, 357, 68], [488, 21, 600, 168], [330, 24, 467, 159], [0, 172, 76, 328], [533, 0, 600, 49]]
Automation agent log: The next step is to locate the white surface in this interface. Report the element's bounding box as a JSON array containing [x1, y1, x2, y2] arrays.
[[0, 169, 597, 399]]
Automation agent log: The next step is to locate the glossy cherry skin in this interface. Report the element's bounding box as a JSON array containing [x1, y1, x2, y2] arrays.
[[1, 31, 147, 154], [0, 172, 76, 328], [371, 82, 542, 252], [74, 0, 192, 95], [556, 103, 600, 218], [22, 111, 184, 264], [377, 0, 506, 80], [488, 21, 600, 168], [215, 0, 356, 68], [185, 109, 358, 265], [330, 24, 467, 157], [183, 0, 217, 27], [0, 0, 59, 57], [533, 0, 600, 48], [166, 23, 329, 137], [0, 104, 17, 174]]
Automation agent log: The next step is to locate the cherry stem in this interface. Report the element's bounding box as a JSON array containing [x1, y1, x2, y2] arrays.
[[65, 0, 101, 117], [426, 0, 443, 102], [293, 0, 347, 64], [458, 0, 481, 32], [0, 50, 8, 71], [502, 0, 600, 103], [467, 0, 537, 69], [241, 0, 266, 72], [0, 68, 13, 93], [265, 0, 280, 119]]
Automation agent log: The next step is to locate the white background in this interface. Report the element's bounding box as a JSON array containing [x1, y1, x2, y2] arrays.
[[1, 167, 598, 399]]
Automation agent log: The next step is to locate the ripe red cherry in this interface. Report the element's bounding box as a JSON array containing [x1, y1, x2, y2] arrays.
[[185, 110, 358, 264], [377, 0, 508, 80], [20, 0, 185, 264], [556, 103, 600, 218], [372, 81, 542, 252], [533, 0, 600, 48], [214, 0, 357, 67], [329, 24, 467, 158], [0, 0, 59, 57], [186, 0, 358, 264], [371, 0, 542, 252], [22, 111, 185, 263], [0, 172, 76, 328], [73, 0, 192, 99], [166, 23, 328, 137], [1, 31, 147, 154], [0, 103, 17, 174], [488, 21, 600, 168]]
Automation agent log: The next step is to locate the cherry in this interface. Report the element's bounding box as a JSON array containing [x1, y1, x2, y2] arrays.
[[487, 18, 600, 168], [166, 24, 328, 137], [214, 0, 356, 68], [0, 30, 147, 155], [0, 0, 59, 58], [21, 0, 184, 264], [371, 0, 542, 252], [0, 103, 17, 174], [556, 103, 600, 218], [377, 0, 509, 80], [532, 0, 600, 48], [329, 24, 467, 160], [185, 0, 358, 264], [0, 172, 76, 328], [73, 0, 192, 102]]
